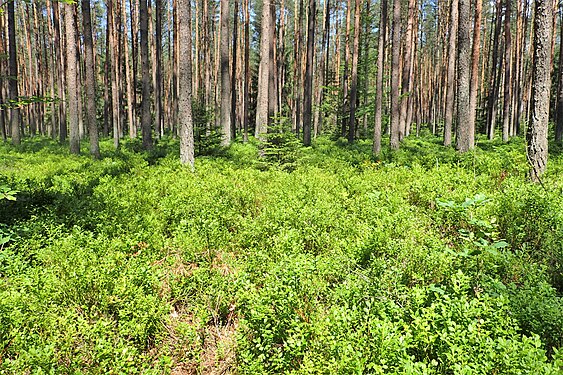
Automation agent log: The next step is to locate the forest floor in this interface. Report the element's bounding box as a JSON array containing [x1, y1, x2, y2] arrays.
[[1, 134, 563, 374]]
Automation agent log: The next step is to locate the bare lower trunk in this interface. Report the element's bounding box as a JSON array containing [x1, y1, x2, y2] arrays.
[[7, 0, 20, 144], [82, 0, 100, 158], [140, 0, 152, 149], [444, 0, 458, 146], [373, 0, 387, 154], [527, 0, 553, 182], [456, 0, 471, 152], [64, 2, 80, 154], [178, 0, 194, 167], [390, 0, 401, 150], [220, 0, 232, 145]]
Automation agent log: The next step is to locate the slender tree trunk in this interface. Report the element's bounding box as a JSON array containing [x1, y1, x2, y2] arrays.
[[502, 0, 512, 142], [231, 0, 239, 141], [64, 2, 80, 154], [267, 2, 277, 119], [390, 0, 401, 150], [154, 0, 162, 138], [528, 0, 553, 182], [444, 0, 458, 146], [140, 0, 152, 148], [373, 0, 387, 154], [487, 0, 503, 139], [293, 0, 304, 135], [103, 14, 111, 138], [178, 0, 194, 167], [255, 0, 272, 139], [557, 2, 563, 142], [131, 0, 139, 129], [347, 0, 361, 143], [456, 0, 471, 152], [108, 0, 120, 147], [121, 0, 136, 139], [220, 0, 232, 145], [399, 0, 415, 140], [82, 0, 100, 158], [243, 0, 250, 141], [7, 0, 20, 145], [468, 0, 481, 148], [341, 0, 352, 138], [303, 0, 316, 146]]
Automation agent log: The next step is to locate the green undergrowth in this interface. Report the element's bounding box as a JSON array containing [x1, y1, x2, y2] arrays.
[[1, 135, 563, 374]]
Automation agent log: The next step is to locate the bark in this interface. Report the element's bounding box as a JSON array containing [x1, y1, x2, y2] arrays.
[[347, 0, 361, 143], [220, 0, 232, 145], [341, 0, 352, 138], [140, 0, 152, 149], [373, 0, 387, 154], [456, 0, 471, 152], [231, 0, 239, 141], [7, 0, 20, 145], [556, 1, 563, 142], [390, 0, 401, 150], [527, 0, 553, 182], [243, 0, 250, 141], [293, 0, 304, 135], [303, 0, 316, 146], [82, 0, 100, 158], [108, 0, 120, 147], [444, 0, 458, 147], [399, 0, 416, 140], [178, 0, 194, 167], [123, 0, 136, 138], [502, 0, 512, 142], [468, 0, 481, 147], [486, 0, 503, 139], [155, 0, 163, 137], [255, 0, 272, 139], [64, 2, 80, 154]]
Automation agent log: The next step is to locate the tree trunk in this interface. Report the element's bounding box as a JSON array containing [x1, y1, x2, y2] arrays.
[[243, 0, 250, 142], [556, 1, 563, 142], [468, 0, 481, 148], [140, 0, 152, 149], [231, 0, 239, 141], [502, 0, 512, 142], [373, 0, 387, 154], [456, 0, 471, 152], [255, 0, 272, 139], [303, 0, 316, 146], [293, 0, 304, 135], [64, 1, 80, 154], [82, 0, 100, 158], [155, 0, 163, 138], [347, 0, 361, 143], [486, 0, 503, 139], [7, 0, 20, 145], [390, 0, 401, 150], [444, 0, 458, 146], [122, 0, 136, 139], [220, 0, 232, 145], [178, 0, 194, 167], [399, 0, 415, 140], [341, 0, 352, 138], [527, 0, 553, 182]]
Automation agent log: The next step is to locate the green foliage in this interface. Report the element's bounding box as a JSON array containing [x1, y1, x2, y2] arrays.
[[1, 136, 563, 373], [258, 116, 303, 171]]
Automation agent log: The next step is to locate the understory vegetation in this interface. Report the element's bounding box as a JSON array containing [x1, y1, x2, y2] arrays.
[[1, 134, 563, 374]]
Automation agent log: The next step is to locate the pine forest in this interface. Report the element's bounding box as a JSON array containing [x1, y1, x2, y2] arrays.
[[2, 0, 563, 373]]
